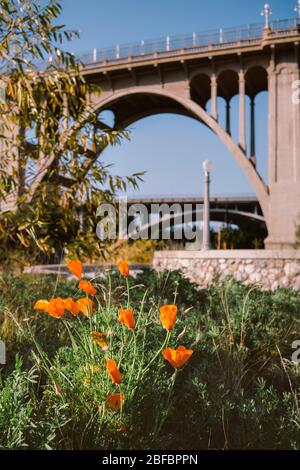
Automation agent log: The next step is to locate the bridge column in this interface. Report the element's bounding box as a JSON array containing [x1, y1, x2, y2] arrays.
[[265, 53, 300, 249], [239, 70, 246, 153], [250, 97, 256, 166], [226, 100, 231, 135], [210, 74, 218, 120]]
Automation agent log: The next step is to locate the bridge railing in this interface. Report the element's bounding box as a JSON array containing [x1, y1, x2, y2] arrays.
[[76, 18, 299, 66]]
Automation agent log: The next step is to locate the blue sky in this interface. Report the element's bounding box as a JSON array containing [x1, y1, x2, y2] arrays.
[[58, 0, 295, 197]]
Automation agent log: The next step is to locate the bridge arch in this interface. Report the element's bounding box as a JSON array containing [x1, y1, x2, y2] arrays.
[[105, 201, 267, 253], [190, 73, 211, 109], [90, 87, 270, 223], [245, 66, 268, 98], [217, 69, 239, 103], [127, 208, 266, 240]]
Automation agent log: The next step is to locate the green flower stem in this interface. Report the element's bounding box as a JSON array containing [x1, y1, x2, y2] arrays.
[[107, 271, 112, 311], [126, 330, 137, 396], [155, 369, 179, 437], [141, 329, 171, 377], [126, 277, 130, 308], [118, 383, 124, 422]]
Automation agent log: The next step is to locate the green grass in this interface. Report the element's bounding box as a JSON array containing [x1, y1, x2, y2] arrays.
[[0, 270, 300, 450]]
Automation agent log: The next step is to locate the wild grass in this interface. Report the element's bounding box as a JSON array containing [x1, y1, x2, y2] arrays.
[[0, 269, 300, 450]]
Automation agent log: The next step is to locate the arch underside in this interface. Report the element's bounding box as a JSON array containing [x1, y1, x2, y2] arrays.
[[102, 93, 205, 129], [190, 66, 268, 108], [93, 87, 269, 226]]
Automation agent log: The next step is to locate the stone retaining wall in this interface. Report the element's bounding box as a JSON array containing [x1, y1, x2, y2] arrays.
[[153, 250, 300, 291]]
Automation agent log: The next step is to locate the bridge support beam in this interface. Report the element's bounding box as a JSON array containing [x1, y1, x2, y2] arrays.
[[250, 97, 256, 166], [265, 56, 300, 249], [210, 74, 218, 120], [226, 100, 231, 136], [239, 70, 246, 153]]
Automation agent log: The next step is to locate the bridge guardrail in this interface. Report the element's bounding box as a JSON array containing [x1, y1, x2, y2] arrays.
[[28, 18, 300, 71], [77, 18, 299, 66]]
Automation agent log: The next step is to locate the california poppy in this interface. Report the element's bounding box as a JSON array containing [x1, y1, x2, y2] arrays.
[[90, 331, 108, 350], [76, 297, 94, 317], [49, 298, 65, 315], [78, 280, 96, 296], [163, 346, 193, 369], [34, 299, 51, 313], [117, 260, 129, 278], [34, 298, 65, 318], [106, 359, 122, 384], [118, 308, 135, 329], [67, 259, 82, 280], [105, 392, 125, 411], [63, 297, 80, 316], [160, 305, 177, 331]]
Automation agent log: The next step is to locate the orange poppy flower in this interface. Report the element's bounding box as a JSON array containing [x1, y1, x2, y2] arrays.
[[34, 298, 65, 318], [105, 392, 125, 411], [49, 298, 65, 315], [106, 359, 122, 384], [76, 297, 94, 317], [34, 299, 50, 312], [67, 259, 82, 280], [90, 331, 109, 350], [78, 280, 96, 296], [118, 308, 136, 329], [163, 346, 193, 369], [63, 298, 80, 316], [117, 260, 129, 278], [160, 304, 177, 331]]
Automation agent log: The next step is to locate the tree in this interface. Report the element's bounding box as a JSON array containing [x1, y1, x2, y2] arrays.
[[0, 0, 142, 265]]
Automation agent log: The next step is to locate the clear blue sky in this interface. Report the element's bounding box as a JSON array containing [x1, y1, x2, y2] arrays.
[[58, 0, 295, 197]]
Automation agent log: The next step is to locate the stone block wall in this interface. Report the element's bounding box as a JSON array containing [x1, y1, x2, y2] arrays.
[[153, 250, 300, 291]]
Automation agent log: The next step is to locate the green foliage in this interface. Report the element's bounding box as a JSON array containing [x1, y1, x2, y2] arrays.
[[0, 354, 69, 449], [0, 1, 144, 262], [0, 271, 300, 449], [0, 355, 37, 449]]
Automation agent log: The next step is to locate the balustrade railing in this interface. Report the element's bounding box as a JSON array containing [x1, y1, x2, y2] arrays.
[[75, 18, 299, 66], [30, 18, 299, 70]]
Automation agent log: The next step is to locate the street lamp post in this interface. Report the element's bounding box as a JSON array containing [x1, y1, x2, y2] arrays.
[[295, 0, 300, 22], [202, 160, 212, 251], [261, 4, 272, 29]]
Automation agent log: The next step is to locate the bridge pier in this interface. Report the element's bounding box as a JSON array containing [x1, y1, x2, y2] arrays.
[[265, 53, 300, 249]]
